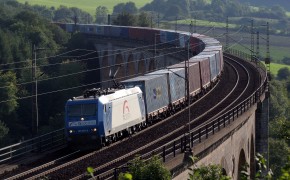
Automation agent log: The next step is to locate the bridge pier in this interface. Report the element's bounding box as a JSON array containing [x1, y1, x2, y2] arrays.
[[255, 96, 270, 171]]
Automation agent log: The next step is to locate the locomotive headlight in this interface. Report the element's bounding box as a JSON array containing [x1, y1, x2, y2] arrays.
[[92, 128, 97, 132], [69, 130, 73, 133], [80, 117, 84, 121]]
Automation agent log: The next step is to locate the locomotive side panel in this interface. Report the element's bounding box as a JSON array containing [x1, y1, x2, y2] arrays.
[[110, 94, 143, 134], [98, 88, 145, 137]]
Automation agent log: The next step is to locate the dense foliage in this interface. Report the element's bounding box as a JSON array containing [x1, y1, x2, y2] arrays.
[[118, 155, 171, 180], [268, 70, 290, 178], [237, 0, 290, 11], [0, 0, 90, 145]]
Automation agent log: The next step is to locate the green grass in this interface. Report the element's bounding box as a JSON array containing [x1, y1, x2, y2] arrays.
[[17, 0, 153, 15], [229, 41, 290, 63], [229, 44, 290, 75], [268, 63, 290, 76], [176, 19, 237, 29]]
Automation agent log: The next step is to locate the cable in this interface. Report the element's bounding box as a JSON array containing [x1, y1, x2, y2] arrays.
[[0, 40, 215, 105], [1, 32, 199, 81], [0, 54, 189, 104], [0, 42, 202, 90], [2, 32, 188, 72], [0, 49, 96, 67]]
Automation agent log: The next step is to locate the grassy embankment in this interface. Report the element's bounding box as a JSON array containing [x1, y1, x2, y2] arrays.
[[17, 0, 153, 15]]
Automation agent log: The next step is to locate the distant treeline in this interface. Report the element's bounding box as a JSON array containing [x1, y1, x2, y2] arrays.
[[238, 0, 290, 11]]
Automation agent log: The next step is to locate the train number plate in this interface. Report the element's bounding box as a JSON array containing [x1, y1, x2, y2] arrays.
[[69, 120, 96, 127]]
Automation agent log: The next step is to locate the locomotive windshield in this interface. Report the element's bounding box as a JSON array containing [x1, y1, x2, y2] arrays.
[[68, 104, 96, 117]]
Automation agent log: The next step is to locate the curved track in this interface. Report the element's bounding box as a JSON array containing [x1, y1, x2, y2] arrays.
[[3, 56, 261, 180]]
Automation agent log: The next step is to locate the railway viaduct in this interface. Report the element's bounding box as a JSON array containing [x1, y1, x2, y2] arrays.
[[79, 33, 269, 179], [0, 25, 269, 180]]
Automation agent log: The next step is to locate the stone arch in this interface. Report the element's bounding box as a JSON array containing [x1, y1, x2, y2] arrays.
[[238, 149, 247, 180], [138, 53, 146, 75], [127, 52, 135, 78], [148, 58, 155, 72], [157, 52, 165, 68], [222, 168, 227, 176], [250, 134, 255, 179], [115, 51, 125, 82], [220, 157, 228, 176]]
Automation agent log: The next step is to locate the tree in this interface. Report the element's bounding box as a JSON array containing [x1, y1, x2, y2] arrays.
[[269, 138, 290, 179], [113, 2, 138, 15], [277, 67, 290, 80], [271, 5, 287, 19], [53, 6, 93, 23], [123, 155, 171, 180], [138, 12, 151, 27], [279, 156, 290, 180], [0, 30, 13, 70], [188, 157, 230, 180], [0, 71, 18, 116], [282, 57, 290, 65], [95, 6, 108, 24], [163, 5, 182, 20], [211, 0, 226, 15], [167, 0, 191, 17], [141, 0, 166, 14], [113, 12, 137, 26], [0, 121, 9, 144], [269, 80, 288, 118]]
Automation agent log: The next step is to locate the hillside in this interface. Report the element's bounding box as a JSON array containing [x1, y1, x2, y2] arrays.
[[17, 0, 153, 15], [238, 0, 290, 11]]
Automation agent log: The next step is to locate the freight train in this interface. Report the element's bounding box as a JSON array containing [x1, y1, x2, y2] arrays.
[[62, 24, 223, 148]]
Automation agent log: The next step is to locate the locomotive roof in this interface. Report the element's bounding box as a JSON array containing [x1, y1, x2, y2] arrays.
[[98, 87, 142, 104]]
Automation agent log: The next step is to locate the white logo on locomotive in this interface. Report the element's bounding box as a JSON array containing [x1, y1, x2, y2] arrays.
[[123, 100, 131, 121]]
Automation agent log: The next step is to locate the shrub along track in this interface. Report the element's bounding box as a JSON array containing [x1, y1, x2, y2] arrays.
[[5, 56, 261, 180]]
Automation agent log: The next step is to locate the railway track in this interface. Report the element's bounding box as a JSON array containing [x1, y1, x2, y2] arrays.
[[3, 56, 261, 180]]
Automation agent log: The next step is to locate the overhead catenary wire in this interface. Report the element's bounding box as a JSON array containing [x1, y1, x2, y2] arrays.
[[0, 47, 191, 104], [0, 41, 203, 92], [1, 31, 188, 72], [0, 33, 203, 86], [0, 49, 98, 67], [0, 42, 204, 105]]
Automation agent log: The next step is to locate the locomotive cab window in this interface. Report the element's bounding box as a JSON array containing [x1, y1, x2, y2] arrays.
[[68, 104, 81, 116], [83, 104, 96, 116], [68, 103, 97, 117]]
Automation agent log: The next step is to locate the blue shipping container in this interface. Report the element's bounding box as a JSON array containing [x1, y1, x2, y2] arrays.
[[147, 68, 185, 103], [121, 75, 169, 115], [111, 26, 122, 38]]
